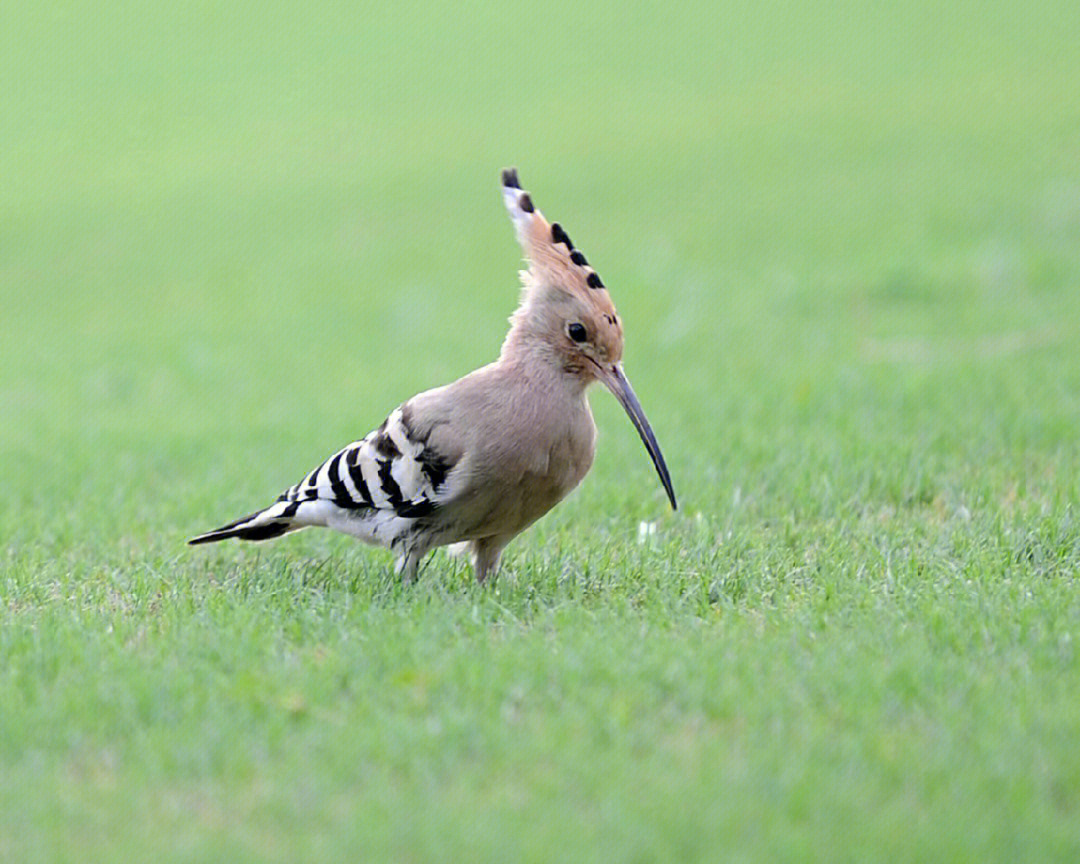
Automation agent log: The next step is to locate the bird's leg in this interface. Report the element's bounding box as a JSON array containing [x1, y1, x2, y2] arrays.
[[395, 551, 423, 584], [470, 535, 510, 584]]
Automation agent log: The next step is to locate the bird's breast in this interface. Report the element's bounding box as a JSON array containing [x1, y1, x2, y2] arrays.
[[423, 369, 598, 542], [486, 397, 596, 534]]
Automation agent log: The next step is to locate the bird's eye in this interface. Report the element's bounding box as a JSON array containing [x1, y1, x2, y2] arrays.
[[567, 322, 588, 343]]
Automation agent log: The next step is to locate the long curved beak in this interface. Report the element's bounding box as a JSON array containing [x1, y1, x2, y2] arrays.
[[596, 363, 677, 510]]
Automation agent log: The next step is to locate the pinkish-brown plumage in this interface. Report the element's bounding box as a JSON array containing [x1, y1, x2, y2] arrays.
[[190, 169, 675, 583]]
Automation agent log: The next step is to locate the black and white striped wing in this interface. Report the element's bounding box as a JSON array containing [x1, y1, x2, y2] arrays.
[[188, 405, 457, 546], [279, 406, 454, 519]]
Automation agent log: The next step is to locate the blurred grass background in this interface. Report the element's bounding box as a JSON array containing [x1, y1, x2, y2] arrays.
[[3, 1, 1080, 860]]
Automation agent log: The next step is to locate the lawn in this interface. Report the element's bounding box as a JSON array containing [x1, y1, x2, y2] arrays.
[[3, 1, 1080, 860]]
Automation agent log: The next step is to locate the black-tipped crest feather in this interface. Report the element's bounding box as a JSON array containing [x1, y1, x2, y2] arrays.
[[550, 223, 573, 249]]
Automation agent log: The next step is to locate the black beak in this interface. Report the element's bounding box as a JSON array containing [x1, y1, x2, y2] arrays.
[[597, 363, 677, 510]]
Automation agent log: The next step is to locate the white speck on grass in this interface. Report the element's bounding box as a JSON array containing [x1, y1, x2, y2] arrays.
[[638, 521, 657, 544]]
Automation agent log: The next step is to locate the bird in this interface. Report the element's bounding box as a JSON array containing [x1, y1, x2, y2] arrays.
[[189, 168, 677, 583]]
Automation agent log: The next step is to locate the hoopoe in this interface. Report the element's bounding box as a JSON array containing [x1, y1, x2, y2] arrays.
[[189, 169, 677, 583]]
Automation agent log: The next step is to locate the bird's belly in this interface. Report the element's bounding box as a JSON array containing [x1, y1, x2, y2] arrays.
[[458, 433, 595, 540]]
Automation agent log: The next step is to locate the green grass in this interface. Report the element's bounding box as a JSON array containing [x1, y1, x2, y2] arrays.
[[4, 0, 1080, 860]]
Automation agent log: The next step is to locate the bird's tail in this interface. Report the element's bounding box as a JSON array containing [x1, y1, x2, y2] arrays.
[[188, 498, 303, 545]]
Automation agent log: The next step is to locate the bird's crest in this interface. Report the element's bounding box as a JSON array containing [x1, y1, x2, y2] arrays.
[[501, 168, 613, 305]]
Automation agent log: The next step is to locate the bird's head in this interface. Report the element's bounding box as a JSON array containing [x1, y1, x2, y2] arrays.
[[500, 168, 677, 510]]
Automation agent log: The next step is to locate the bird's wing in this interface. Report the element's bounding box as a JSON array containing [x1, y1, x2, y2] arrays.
[[279, 405, 458, 519]]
